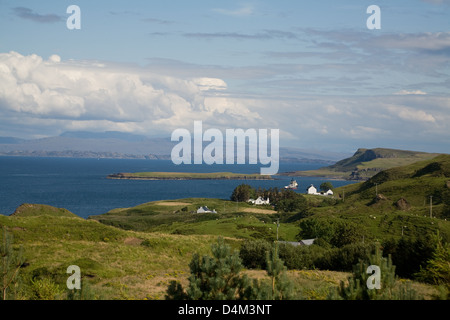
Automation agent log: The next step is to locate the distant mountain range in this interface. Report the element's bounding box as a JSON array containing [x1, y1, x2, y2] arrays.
[[0, 131, 349, 163]]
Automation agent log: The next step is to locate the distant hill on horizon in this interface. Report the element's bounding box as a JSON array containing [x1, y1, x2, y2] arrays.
[[0, 131, 350, 163], [281, 147, 446, 180]]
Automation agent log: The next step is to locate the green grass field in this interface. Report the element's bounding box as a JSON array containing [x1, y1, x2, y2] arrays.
[[0, 206, 442, 300], [90, 198, 297, 241]]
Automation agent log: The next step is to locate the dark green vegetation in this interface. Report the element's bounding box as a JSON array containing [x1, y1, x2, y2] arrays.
[[107, 172, 273, 180], [283, 148, 444, 180], [1, 153, 449, 300]]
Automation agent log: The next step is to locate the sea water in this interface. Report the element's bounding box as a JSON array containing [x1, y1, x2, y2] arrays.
[[0, 157, 356, 218]]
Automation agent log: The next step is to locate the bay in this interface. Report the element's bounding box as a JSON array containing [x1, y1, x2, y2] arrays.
[[0, 157, 356, 218]]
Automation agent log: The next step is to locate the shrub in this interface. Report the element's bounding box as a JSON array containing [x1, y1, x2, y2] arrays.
[[316, 242, 376, 272], [29, 278, 63, 300], [239, 239, 271, 269], [275, 196, 308, 213], [297, 218, 368, 248], [382, 236, 435, 279], [297, 218, 335, 244], [329, 246, 421, 300], [414, 231, 450, 289], [230, 184, 255, 202], [278, 243, 326, 270]]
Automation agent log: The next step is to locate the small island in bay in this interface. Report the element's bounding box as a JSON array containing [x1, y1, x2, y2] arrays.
[[107, 172, 274, 180]]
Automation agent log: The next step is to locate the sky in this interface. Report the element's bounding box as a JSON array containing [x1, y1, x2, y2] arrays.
[[0, 0, 449, 154]]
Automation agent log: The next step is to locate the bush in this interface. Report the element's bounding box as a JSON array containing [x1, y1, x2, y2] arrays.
[[297, 218, 335, 244], [275, 196, 308, 213], [316, 242, 377, 272], [382, 236, 435, 279], [230, 184, 255, 202], [329, 246, 422, 300], [239, 239, 271, 269], [297, 218, 368, 248], [320, 182, 334, 192], [278, 243, 326, 270], [29, 278, 63, 300]]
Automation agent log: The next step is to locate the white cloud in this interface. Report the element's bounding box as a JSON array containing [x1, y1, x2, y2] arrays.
[[385, 105, 436, 123], [394, 90, 427, 95], [213, 5, 254, 17], [191, 78, 227, 91], [325, 104, 342, 114], [349, 126, 388, 137], [0, 52, 256, 135], [0, 52, 448, 153]]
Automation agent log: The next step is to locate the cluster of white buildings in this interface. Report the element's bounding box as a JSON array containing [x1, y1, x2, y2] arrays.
[[195, 183, 332, 214], [306, 184, 333, 196]]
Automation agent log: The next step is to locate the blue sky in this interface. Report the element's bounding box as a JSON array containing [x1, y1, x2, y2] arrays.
[[0, 0, 449, 153]]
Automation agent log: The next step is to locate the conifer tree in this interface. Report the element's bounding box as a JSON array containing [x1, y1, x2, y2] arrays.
[[330, 245, 421, 300], [166, 238, 298, 300], [242, 242, 297, 300], [415, 231, 450, 290], [265, 243, 295, 299], [166, 237, 249, 300]]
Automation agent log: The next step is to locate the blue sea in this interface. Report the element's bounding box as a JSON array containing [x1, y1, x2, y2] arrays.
[[0, 157, 356, 219]]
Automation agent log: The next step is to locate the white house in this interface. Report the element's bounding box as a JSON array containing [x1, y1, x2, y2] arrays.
[[248, 196, 270, 205], [197, 206, 217, 214], [306, 184, 333, 196], [279, 239, 315, 247], [306, 185, 318, 195], [299, 239, 316, 246]]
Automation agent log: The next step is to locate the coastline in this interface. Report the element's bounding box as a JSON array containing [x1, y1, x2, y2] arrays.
[[107, 172, 274, 181], [276, 171, 364, 181]]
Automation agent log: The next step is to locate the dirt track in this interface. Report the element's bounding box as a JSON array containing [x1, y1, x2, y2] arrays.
[[241, 208, 277, 214], [155, 202, 191, 206]]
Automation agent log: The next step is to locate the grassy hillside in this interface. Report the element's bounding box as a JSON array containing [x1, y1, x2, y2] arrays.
[[10, 203, 79, 218], [311, 154, 450, 241], [89, 198, 298, 242], [0, 205, 224, 300], [335, 154, 450, 204], [283, 148, 443, 180], [0, 204, 442, 300]]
